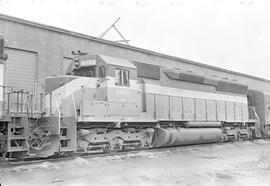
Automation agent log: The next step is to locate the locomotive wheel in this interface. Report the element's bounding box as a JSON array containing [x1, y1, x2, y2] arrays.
[[1, 142, 7, 158], [236, 132, 241, 140], [102, 145, 110, 153]]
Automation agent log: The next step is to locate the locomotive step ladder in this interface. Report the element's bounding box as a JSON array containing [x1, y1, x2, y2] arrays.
[[1, 89, 34, 158], [59, 117, 76, 153], [2, 116, 29, 158]]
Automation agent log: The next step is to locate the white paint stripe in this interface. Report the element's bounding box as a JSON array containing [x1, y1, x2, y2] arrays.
[[105, 77, 246, 104], [47, 76, 247, 113], [46, 76, 96, 99], [45, 77, 97, 114], [144, 83, 247, 104]]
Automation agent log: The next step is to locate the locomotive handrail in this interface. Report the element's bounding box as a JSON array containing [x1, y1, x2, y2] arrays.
[[51, 91, 61, 135], [3, 85, 44, 117], [71, 92, 77, 118], [5, 89, 27, 116], [248, 106, 257, 120], [248, 106, 263, 137]]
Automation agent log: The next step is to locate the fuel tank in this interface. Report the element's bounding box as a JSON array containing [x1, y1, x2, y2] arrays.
[[152, 127, 222, 148]]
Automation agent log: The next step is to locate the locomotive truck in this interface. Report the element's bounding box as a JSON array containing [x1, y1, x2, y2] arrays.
[[0, 50, 270, 158]]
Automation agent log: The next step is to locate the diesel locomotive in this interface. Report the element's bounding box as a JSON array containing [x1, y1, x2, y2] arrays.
[[0, 52, 270, 158]]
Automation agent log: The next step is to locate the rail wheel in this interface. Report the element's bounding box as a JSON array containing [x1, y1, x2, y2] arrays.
[[236, 131, 241, 141], [0, 142, 7, 158]]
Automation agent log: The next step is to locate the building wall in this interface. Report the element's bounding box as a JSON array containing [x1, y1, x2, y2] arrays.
[[0, 14, 270, 95]]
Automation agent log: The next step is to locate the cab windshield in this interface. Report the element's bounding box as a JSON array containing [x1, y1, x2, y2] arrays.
[[73, 66, 96, 77]]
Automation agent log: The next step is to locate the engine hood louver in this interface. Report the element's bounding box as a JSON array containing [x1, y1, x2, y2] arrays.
[[163, 69, 248, 95], [163, 70, 205, 84], [132, 61, 160, 80], [216, 81, 248, 95]]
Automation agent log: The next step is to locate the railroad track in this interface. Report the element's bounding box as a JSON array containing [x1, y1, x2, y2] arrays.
[[0, 145, 189, 168], [0, 139, 266, 168], [0, 148, 171, 168]]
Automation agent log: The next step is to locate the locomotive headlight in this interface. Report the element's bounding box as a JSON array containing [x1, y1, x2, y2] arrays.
[[74, 57, 80, 67]]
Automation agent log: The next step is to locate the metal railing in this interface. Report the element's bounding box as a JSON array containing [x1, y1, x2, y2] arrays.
[[248, 106, 259, 120], [3, 86, 44, 118]]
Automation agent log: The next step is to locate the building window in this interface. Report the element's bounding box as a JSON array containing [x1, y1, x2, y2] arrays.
[[115, 68, 130, 86]]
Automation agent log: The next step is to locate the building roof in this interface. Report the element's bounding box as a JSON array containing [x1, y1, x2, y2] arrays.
[[0, 13, 269, 83], [98, 54, 136, 69]]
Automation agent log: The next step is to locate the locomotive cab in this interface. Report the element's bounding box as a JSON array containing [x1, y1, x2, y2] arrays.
[[45, 54, 139, 122], [66, 55, 105, 78], [77, 54, 140, 121]]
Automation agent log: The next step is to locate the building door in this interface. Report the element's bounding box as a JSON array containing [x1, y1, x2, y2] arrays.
[[4, 48, 37, 93], [4, 48, 38, 113]]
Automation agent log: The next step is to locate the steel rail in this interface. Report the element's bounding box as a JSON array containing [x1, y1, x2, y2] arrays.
[[0, 139, 266, 168]]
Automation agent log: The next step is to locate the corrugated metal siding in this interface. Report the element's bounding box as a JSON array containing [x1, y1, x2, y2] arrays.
[[4, 48, 37, 92]]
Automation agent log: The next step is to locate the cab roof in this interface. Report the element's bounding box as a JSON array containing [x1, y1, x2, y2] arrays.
[[98, 54, 136, 69]]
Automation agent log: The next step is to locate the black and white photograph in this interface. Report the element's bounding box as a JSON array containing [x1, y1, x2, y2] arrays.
[[0, 0, 270, 185]]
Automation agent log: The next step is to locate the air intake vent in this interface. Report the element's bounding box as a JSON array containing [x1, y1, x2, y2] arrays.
[[133, 62, 160, 80]]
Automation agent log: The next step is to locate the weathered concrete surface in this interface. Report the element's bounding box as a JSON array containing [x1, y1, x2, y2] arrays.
[[1, 140, 270, 186]]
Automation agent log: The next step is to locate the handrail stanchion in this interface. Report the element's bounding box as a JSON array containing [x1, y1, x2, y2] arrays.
[[52, 91, 61, 135], [16, 91, 19, 114], [26, 92, 29, 117], [71, 93, 77, 118], [40, 93, 43, 112], [49, 92, 52, 116], [20, 91, 23, 115]]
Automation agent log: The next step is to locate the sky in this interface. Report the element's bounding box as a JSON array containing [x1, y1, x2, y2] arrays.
[[0, 0, 269, 79]]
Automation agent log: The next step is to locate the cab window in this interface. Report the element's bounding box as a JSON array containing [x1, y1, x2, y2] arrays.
[[99, 65, 106, 78], [73, 66, 96, 77], [115, 68, 130, 86]]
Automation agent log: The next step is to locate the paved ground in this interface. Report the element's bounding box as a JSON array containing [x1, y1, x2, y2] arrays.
[[1, 140, 270, 186]]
